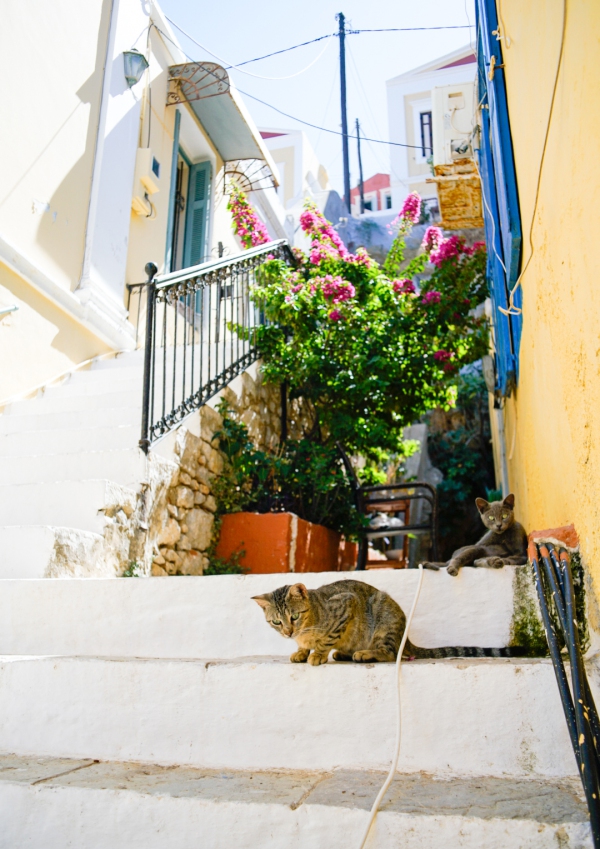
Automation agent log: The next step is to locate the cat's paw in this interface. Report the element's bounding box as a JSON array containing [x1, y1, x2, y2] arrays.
[[446, 561, 460, 577], [332, 651, 353, 662], [290, 650, 310, 663], [419, 561, 441, 571], [308, 652, 329, 666], [352, 650, 378, 663], [474, 556, 504, 569]]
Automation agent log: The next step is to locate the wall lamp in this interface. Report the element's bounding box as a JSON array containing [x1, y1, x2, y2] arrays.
[[123, 49, 149, 88]]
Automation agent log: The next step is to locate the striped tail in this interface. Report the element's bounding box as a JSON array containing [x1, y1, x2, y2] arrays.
[[404, 641, 524, 659]]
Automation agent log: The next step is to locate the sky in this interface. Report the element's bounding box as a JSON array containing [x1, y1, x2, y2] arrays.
[[159, 0, 476, 198]]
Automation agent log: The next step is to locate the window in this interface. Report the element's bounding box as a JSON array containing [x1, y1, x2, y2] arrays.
[[385, 194, 392, 210], [476, 0, 522, 396], [420, 111, 433, 157], [363, 200, 372, 211]]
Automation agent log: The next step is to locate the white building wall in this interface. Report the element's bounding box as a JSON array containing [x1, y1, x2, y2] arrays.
[[386, 48, 478, 214]]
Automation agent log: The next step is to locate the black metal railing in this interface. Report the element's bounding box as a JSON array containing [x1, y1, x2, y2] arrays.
[[530, 541, 600, 846], [138, 239, 294, 451]]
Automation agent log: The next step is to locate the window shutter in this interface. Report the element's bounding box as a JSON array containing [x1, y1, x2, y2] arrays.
[[476, 0, 522, 395], [184, 161, 211, 268]]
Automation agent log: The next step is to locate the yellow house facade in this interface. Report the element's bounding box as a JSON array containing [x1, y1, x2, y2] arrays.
[[478, 1, 600, 600], [0, 0, 283, 402]]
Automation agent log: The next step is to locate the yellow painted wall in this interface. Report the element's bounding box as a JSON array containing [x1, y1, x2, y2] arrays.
[[0, 265, 110, 401], [0, 0, 109, 292], [498, 0, 600, 596]]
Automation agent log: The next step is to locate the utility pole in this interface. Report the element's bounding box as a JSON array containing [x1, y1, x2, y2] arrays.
[[356, 118, 365, 215], [337, 12, 351, 213]]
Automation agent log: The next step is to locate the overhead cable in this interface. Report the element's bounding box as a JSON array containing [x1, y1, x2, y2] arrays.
[[237, 88, 423, 149], [166, 16, 333, 79]]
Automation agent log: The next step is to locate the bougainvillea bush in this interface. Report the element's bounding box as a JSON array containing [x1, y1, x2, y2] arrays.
[[236, 189, 488, 462], [227, 186, 270, 248]]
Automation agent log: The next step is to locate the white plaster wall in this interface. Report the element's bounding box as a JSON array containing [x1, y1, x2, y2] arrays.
[[89, 0, 148, 299], [0, 569, 518, 658], [386, 61, 478, 211]]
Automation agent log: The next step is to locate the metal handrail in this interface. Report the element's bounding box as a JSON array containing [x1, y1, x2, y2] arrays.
[[139, 240, 294, 452], [530, 541, 600, 846]]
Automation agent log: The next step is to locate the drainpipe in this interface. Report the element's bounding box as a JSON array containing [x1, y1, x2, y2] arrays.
[[77, 0, 120, 292], [494, 406, 510, 497]]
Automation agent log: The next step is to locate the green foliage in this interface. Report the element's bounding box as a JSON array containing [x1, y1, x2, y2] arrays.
[[427, 364, 496, 558], [243, 201, 488, 461], [122, 561, 142, 577], [204, 547, 248, 576], [212, 400, 362, 538]]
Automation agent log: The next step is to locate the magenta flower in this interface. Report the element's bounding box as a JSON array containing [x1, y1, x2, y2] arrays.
[[393, 278, 416, 295], [422, 226, 443, 253], [321, 275, 355, 304], [433, 350, 452, 362], [421, 291, 441, 306], [328, 309, 343, 321], [430, 235, 463, 267], [291, 283, 303, 293], [266, 253, 275, 260], [399, 191, 421, 224]]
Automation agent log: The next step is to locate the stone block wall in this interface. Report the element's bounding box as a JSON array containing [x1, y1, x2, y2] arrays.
[[148, 367, 307, 577]]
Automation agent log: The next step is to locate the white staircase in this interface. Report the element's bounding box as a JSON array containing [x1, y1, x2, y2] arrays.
[[0, 351, 148, 579], [0, 355, 593, 846]]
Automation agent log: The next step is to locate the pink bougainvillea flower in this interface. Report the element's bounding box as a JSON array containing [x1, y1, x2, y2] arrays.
[[266, 253, 275, 260], [347, 247, 373, 268], [320, 275, 355, 304], [291, 283, 303, 293], [393, 278, 416, 295], [430, 235, 463, 267], [433, 350, 453, 362], [300, 202, 349, 260], [422, 226, 443, 253], [227, 187, 270, 249], [328, 309, 343, 321], [399, 191, 422, 224], [421, 290, 441, 306]]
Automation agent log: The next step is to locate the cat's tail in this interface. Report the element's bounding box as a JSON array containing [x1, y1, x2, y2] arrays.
[[404, 641, 524, 659]]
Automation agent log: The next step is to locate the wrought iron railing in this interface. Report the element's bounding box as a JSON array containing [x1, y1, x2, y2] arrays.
[[530, 541, 600, 846], [138, 239, 294, 451]]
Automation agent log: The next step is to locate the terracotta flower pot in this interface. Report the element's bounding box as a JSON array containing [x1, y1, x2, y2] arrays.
[[215, 512, 357, 574]]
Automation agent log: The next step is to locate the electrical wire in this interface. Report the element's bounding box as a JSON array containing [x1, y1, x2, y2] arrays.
[[498, 0, 567, 317], [166, 16, 333, 80], [231, 35, 335, 67], [347, 25, 474, 33], [356, 564, 425, 849], [236, 88, 423, 149]]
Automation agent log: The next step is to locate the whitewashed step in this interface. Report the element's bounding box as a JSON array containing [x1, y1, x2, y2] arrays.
[[0, 480, 136, 533], [0, 424, 139, 456], [0, 449, 146, 486], [4, 390, 143, 417], [0, 570, 526, 659], [0, 755, 591, 849], [28, 375, 144, 400], [0, 654, 579, 779], [0, 405, 140, 434], [0, 527, 116, 579]]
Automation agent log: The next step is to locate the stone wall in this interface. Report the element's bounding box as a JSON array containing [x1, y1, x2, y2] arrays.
[[148, 368, 306, 577]]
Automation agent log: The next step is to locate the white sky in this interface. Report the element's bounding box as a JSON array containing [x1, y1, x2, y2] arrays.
[[159, 0, 476, 199]]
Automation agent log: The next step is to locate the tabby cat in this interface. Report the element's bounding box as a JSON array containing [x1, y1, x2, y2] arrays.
[[252, 579, 519, 664], [421, 493, 528, 576]]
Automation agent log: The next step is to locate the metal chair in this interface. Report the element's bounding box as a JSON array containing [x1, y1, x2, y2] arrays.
[[337, 444, 438, 570]]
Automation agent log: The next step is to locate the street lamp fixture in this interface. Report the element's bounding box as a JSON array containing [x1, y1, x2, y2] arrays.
[[123, 49, 149, 88]]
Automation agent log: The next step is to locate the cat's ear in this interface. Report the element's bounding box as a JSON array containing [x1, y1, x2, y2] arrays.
[[251, 594, 271, 609], [288, 583, 308, 600], [475, 497, 489, 513], [503, 494, 515, 510]]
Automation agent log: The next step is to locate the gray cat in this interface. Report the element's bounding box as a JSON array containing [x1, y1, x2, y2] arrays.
[[422, 493, 527, 576]]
